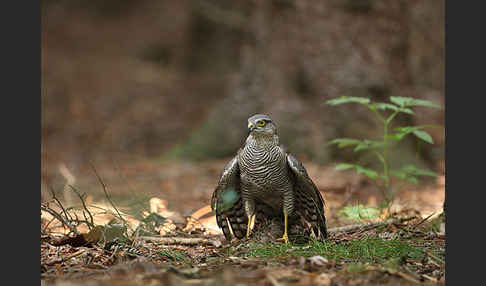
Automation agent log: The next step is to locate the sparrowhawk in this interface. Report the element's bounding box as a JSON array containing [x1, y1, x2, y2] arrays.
[[211, 114, 327, 243]]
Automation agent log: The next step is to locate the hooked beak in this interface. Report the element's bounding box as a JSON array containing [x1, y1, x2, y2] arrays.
[[248, 122, 255, 132]]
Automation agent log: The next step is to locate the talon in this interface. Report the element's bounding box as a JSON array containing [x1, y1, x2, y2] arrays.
[[277, 210, 290, 244], [277, 233, 289, 244], [246, 214, 255, 238]]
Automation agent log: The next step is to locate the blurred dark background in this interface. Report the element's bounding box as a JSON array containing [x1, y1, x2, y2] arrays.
[[41, 0, 444, 210]]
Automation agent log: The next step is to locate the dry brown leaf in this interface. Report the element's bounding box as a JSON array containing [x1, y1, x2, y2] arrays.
[[308, 256, 329, 267], [313, 273, 333, 286]]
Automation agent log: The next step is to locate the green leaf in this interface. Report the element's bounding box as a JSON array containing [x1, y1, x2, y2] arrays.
[[339, 205, 380, 222], [135, 213, 167, 235], [353, 140, 386, 152], [390, 96, 441, 109], [386, 133, 407, 141], [412, 130, 434, 144], [355, 165, 379, 179], [335, 163, 380, 179], [401, 165, 439, 177], [404, 176, 419, 184], [353, 143, 371, 152], [394, 126, 417, 134], [141, 213, 166, 226], [368, 103, 398, 111], [326, 96, 370, 106], [408, 99, 442, 109], [390, 170, 407, 180], [329, 138, 363, 148], [389, 96, 410, 107], [394, 126, 435, 144], [390, 171, 419, 184], [85, 224, 129, 245], [391, 166, 437, 185], [397, 107, 415, 114], [335, 163, 356, 171]]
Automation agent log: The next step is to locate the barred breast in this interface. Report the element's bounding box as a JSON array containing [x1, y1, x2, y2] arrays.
[[238, 136, 292, 209]]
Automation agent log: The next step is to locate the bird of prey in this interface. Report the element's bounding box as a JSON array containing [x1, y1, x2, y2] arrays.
[[211, 114, 327, 243]]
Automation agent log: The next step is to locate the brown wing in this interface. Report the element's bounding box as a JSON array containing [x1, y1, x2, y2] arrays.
[[211, 154, 248, 240], [286, 152, 327, 239]]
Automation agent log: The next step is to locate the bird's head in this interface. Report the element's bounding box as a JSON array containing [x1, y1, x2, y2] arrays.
[[247, 114, 277, 136]]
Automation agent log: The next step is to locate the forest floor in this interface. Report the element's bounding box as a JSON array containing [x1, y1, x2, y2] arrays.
[[41, 158, 445, 286]]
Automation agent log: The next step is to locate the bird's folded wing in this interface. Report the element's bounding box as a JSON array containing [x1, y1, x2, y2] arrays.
[[211, 153, 248, 239], [285, 151, 327, 238]]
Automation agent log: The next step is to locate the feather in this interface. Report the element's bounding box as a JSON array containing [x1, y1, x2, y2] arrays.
[[286, 152, 327, 239]]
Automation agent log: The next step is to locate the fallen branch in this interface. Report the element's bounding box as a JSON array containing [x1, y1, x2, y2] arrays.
[[41, 204, 78, 235], [44, 249, 87, 266], [366, 265, 421, 285], [328, 216, 416, 234], [139, 236, 222, 247]]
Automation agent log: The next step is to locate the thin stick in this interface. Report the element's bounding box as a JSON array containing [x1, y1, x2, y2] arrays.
[[68, 185, 94, 228], [422, 274, 438, 283], [139, 236, 222, 247], [410, 212, 436, 229], [393, 271, 422, 284], [328, 216, 416, 234], [43, 216, 57, 231], [89, 162, 124, 223], [48, 186, 72, 222], [424, 250, 444, 265], [367, 266, 421, 285], [266, 273, 283, 286], [41, 204, 78, 234], [44, 249, 87, 266]]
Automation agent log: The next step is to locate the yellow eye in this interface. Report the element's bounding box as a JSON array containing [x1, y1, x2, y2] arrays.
[[256, 120, 266, 127]]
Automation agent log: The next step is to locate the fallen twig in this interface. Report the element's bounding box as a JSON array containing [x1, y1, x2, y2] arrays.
[[44, 249, 87, 266], [393, 270, 422, 285], [424, 250, 444, 265], [328, 216, 416, 234], [68, 185, 95, 229], [410, 212, 436, 229], [139, 236, 222, 247], [89, 163, 125, 224], [367, 266, 421, 285], [49, 186, 73, 222], [266, 273, 283, 286], [41, 204, 78, 235], [422, 274, 439, 283]]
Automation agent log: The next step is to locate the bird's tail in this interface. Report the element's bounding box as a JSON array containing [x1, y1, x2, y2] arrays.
[[215, 194, 248, 240], [295, 191, 327, 240]]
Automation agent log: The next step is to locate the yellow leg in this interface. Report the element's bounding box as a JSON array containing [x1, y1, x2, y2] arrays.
[[276, 211, 289, 244], [246, 214, 255, 238]]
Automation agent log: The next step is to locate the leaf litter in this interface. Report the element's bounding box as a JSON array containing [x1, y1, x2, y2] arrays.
[[41, 199, 444, 285], [41, 160, 445, 285]]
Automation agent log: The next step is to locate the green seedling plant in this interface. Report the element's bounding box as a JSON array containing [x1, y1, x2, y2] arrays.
[[326, 96, 441, 209], [339, 204, 381, 222]]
